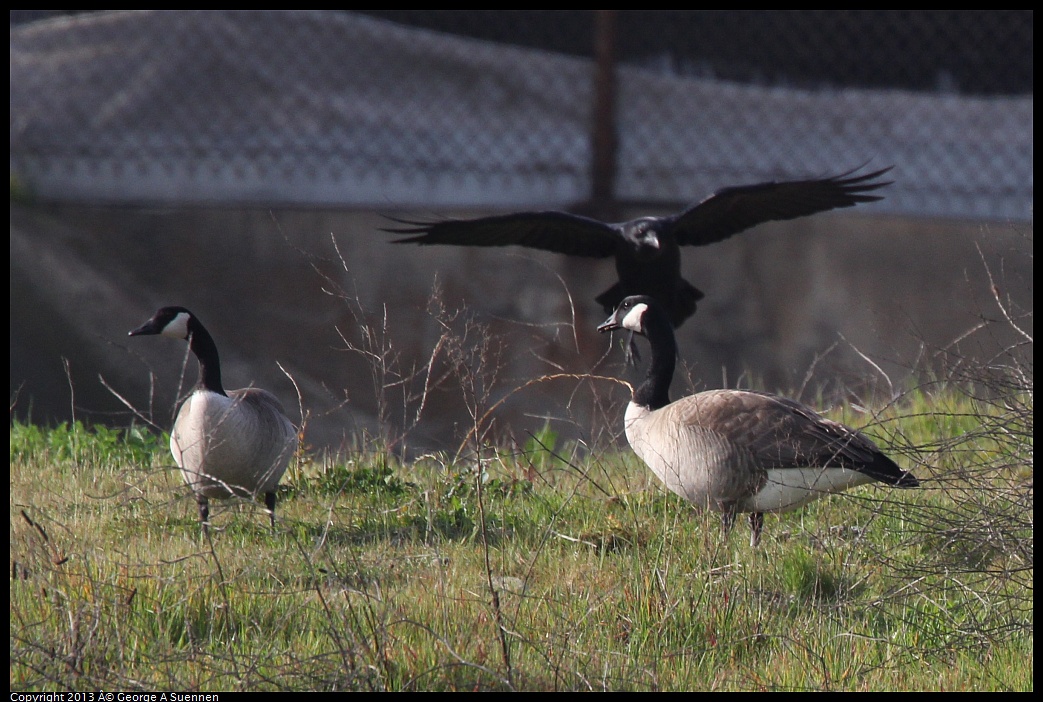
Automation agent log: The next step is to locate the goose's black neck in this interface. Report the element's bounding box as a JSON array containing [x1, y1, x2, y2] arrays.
[[187, 319, 226, 396], [633, 307, 675, 411]]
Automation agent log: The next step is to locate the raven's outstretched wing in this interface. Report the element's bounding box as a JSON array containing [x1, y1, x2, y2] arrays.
[[668, 165, 893, 247], [385, 210, 620, 258]]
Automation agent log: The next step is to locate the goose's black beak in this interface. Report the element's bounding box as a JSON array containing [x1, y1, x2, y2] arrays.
[[128, 320, 159, 337]]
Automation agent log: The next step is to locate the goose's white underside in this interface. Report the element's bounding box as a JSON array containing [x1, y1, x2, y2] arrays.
[[172, 389, 297, 500], [737, 465, 875, 513], [624, 401, 876, 514]]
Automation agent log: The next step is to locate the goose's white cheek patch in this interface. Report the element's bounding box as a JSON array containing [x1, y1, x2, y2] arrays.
[[162, 311, 191, 339], [621, 302, 648, 333]]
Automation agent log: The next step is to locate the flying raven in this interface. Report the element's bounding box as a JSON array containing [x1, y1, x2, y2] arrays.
[[385, 165, 893, 329]]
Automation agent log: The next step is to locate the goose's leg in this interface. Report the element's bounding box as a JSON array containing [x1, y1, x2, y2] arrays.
[[196, 495, 210, 534], [265, 491, 277, 529], [749, 512, 764, 547], [721, 510, 737, 537]]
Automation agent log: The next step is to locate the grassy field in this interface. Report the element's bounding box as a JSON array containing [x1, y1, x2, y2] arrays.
[[9, 374, 1032, 691]]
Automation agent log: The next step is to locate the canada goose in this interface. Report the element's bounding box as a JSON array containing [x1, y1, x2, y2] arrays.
[[129, 306, 298, 532], [598, 295, 918, 546], [385, 165, 892, 330]]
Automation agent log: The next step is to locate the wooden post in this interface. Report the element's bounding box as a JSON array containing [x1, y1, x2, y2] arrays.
[[588, 9, 620, 221]]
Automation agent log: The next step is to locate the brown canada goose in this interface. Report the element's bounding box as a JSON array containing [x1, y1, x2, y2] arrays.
[[598, 295, 918, 546], [129, 306, 298, 533], [386, 165, 892, 330]]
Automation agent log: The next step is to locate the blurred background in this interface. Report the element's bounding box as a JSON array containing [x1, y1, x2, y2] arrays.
[[10, 10, 1033, 454]]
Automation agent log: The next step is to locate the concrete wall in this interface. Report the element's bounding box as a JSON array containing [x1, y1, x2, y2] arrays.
[[10, 202, 1032, 455]]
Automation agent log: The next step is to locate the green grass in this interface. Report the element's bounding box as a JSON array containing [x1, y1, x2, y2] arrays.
[[9, 386, 1032, 691]]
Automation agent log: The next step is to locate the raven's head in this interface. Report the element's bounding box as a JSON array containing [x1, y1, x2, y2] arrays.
[[620, 218, 663, 258]]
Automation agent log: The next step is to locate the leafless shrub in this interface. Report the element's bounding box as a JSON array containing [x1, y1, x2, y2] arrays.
[[863, 243, 1033, 651]]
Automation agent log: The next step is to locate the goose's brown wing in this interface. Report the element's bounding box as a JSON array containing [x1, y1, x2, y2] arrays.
[[675, 390, 917, 486]]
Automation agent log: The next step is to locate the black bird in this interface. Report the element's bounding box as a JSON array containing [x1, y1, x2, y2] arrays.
[[385, 165, 893, 329]]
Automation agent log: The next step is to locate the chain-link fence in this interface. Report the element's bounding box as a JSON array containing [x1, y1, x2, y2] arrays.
[[10, 10, 1033, 220]]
